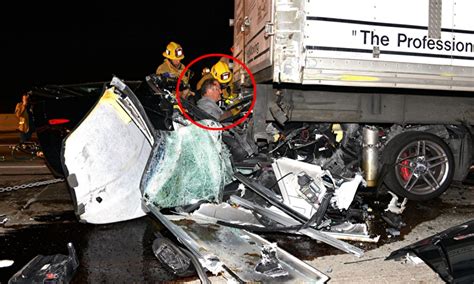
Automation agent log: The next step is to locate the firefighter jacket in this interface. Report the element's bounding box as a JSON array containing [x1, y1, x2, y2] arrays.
[[155, 59, 191, 86], [15, 102, 29, 133]]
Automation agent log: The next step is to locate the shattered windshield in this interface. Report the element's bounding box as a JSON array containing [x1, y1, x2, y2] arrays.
[[142, 120, 234, 208]]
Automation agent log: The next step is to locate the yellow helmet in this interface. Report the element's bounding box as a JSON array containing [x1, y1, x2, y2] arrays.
[[163, 41, 184, 60], [211, 61, 232, 84]]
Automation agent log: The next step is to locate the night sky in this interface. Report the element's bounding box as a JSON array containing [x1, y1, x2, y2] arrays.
[[1, 1, 234, 113]]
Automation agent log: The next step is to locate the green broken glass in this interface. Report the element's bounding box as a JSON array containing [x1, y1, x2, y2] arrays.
[[142, 120, 233, 208]]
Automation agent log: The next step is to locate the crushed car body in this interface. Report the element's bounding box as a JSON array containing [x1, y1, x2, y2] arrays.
[[57, 76, 401, 281], [35, 70, 474, 282]]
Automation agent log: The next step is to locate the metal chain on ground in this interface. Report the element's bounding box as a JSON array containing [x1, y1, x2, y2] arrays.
[[0, 178, 65, 193]]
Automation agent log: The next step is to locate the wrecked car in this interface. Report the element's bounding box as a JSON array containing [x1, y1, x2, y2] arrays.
[[33, 66, 472, 281], [56, 76, 388, 282]]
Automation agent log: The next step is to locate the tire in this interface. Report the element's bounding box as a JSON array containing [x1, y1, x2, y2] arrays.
[[383, 131, 454, 201]]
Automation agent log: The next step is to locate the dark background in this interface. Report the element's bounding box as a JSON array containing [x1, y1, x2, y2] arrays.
[[0, 1, 234, 113]]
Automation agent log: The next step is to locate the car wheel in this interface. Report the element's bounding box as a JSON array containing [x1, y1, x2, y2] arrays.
[[383, 131, 454, 201]]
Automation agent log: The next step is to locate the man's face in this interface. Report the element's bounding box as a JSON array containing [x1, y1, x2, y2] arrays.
[[210, 81, 222, 101]]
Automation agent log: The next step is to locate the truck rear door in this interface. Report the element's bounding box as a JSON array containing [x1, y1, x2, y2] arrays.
[[233, 0, 274, 82]]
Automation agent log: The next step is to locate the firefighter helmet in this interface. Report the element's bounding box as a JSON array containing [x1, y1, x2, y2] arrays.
[[163, 41, 184, 60], [211, 61, 232, 84]]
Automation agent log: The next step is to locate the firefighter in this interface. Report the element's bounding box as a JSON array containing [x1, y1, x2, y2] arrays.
[[156, 41, 194, 99], [15, 92, 35, 143]]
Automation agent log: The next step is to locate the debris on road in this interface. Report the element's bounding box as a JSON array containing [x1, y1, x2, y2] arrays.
[[385, 228, 401, 237], [8, 243, 79, 284], [255, 243, 289, 278], [152, 233, 194, 277], [0, 214, 8, 226]]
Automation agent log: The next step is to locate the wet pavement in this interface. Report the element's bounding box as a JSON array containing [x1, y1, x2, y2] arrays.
[[0, 215, 180, 283], [1, 129, 474, 283]]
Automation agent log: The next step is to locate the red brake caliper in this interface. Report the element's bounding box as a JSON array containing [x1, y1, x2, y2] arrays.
[[400, 152, 411, 181]]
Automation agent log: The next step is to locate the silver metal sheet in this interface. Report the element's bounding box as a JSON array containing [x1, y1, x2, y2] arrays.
[[230, 195, 365, 257], [146, 203, 328, 283], [63, 83, 153, 224], [171, 215, 328, 283], [191, 203, 379, 243]]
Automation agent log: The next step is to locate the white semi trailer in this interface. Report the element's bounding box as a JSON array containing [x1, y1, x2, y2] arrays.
[[232, 0, 474, 200]]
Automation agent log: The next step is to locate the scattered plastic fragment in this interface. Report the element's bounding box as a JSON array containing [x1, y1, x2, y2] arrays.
[[255, 243, 289, 278], [9, 243, 79, 284], [152, 234, 194, 277]]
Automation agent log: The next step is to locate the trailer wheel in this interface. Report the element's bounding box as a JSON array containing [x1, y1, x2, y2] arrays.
[[383, 132, 454, 201]]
